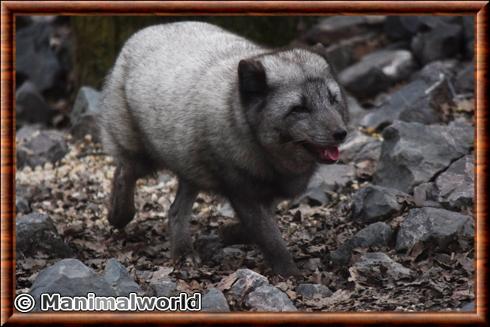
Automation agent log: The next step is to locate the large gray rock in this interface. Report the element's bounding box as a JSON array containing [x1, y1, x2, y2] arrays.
[[16, 81, 57, 127], [16, 126, 68, 169], [413, 182, 438, 207], [295, 283, 332, 299], [30, 259, 116, 310], [339, 49, 416, 99], [150, 279, 177, 297], [340, 130, 381, 163], [227, 269, 269, 298], [461, 301, 475, 312], [453, 62, 474, 94], [244, 285, 297, 311], [349, 252, 413, 286], [103, 258, 142, 296], [70, 86, 102, 142], [360, 60, 457, 131], [346, 96, 370, 128], [300, 16, 385, 45], [202, 288, 230, 312], [396, 207, 474, 252], [322, 33, 384, 73], [309, 164, 354, 192], [435, 155, 474, 210], [384, 16, 426, 40], [373, 120, 474, 193], [330, 222, 393, 265], [383, 16, 460, 41], [411, 21, 463, 65], [352, 222, 393, 247], [295, 164, 355, 205], [16, 22, 64, 93], [351, 185, 407, 223], [16, 213, 73, 259]]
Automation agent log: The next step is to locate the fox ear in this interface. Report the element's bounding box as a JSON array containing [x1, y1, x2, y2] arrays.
[[238, 59, 268, 104], [310, 43, 338, 75]]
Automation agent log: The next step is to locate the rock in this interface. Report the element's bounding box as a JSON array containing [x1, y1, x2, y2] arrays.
[[413, 182, 437, 207], [16, 22, 65, 94], [453, 62, 474, 94], [300, 16, 385, 45], [229, 269, 269, 297], [349, 252, 413, 286], [103, 258, 142, 296], [295, 164, 354, 205], [351, 222, 393, 247], [70, 86, 102, 142], [373, 120, 474, 193], [16, 81, 57, 127], [245, 285, 297, 311], [15, 196, 31, 215], [219, 269, 269, 298], [30, 259, 116, 310], [360, 60, 457, 131], [346, 95, 369, 128], [351, 185, 407, 223], [310, 164, 354, 192], [396, 207, 474, 252], [383, 16, 460, 41], [150, 279, 177, 297], [322, 33, 385, 73], [435, 155, 474, 210], [339, 49, 416, 99], [16, 213, 73, 259], [293, 186, 328, 206], [330, 222, 393, 265], [202, 288, 230, 312], [328, 246, 352, 267], [460, 301, 475, 311], [339, 130, 381, 178], [295, 283, 332, 299], [340, 130, 381, 163], [411, 21, 463, 65], [16, 126, 68, 169], [384, 16, 426, 40], [415, 59, 459, 82]]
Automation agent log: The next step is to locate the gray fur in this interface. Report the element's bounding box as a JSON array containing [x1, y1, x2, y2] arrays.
[[99, 22, 349, 276]]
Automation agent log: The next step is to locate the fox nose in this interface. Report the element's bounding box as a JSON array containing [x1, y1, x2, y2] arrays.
[[333, 129, 347, 142]]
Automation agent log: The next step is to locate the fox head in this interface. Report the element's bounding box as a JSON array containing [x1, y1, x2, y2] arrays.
[[238, 47, 349, 174]]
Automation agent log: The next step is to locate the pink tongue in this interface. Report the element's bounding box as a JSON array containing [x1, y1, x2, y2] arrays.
[[322, 146, 339, 161]]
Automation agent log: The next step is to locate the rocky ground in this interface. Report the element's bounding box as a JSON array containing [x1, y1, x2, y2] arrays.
[[15, 16, 475, 312]]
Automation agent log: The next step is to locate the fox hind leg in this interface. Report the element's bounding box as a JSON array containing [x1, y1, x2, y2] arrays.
[[168, 178, 200, 265], [107, 159, 154, 229]]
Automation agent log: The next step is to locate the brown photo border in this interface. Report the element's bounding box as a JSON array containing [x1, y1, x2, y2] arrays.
[[0, 1, 488, 325]]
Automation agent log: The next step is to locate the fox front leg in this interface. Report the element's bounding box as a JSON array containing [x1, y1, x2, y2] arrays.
[[229, 198, 300, 277]]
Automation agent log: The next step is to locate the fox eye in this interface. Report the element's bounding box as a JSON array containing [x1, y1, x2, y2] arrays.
[[290, 105, 309, 115]]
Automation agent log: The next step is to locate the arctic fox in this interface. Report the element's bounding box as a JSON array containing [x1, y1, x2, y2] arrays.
[[99, 22, 349, 276]]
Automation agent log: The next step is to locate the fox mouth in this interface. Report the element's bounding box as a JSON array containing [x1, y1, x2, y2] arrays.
[[303, 143, 340, 164]]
